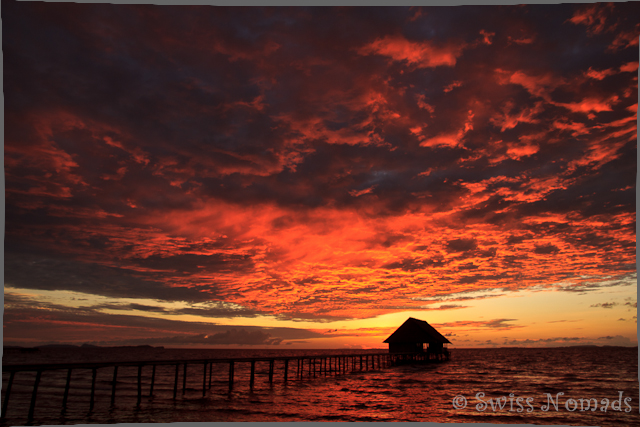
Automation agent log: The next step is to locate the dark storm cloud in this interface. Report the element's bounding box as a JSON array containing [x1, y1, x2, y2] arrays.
[[93, 302, 266, 319], [3, 294, 326, 346], [4, 252, 218, 302], [2, 2, 638, 328], [457, 262, 478, 271], [5, 3, 632, 214], [382, 258, 431, 272], [533, 243, 560, 255], [446, 238, 478, 253], [554, 273, 636, 293], [129, 253, 255, 275], [455, 272, 513, 285]]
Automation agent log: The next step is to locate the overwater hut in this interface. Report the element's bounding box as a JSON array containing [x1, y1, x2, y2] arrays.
[[384, 317, 451, 361]]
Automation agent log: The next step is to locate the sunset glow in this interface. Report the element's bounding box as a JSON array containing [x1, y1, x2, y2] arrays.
[[3, 2, 638, 349]]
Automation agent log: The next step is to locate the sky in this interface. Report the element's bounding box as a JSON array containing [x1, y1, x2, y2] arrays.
[[2, 1, 638, 349]]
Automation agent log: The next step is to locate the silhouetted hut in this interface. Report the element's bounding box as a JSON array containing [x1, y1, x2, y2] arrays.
[[384, 317, 451, 360]]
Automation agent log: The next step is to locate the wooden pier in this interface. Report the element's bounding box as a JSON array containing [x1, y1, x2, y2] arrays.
[[1, 351, 438, 423]]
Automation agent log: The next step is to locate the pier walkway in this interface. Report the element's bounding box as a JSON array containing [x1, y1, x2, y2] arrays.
[[2, 351, 435, 423]]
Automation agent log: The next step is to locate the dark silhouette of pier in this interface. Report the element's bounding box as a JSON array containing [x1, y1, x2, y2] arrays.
[[2, 351, 440, 423]]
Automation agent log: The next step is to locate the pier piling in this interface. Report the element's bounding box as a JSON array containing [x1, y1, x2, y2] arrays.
[[2, 350, 435, 422], [111, 366, 118, 406], [27, 370, 42, 422], [62, 369, 72, 411], [250, 361, 255, 390], [228, 361, 234, 391], [150, 365, 156, 397], [173, 364, 179, 400], [2, 371, 15, 419]]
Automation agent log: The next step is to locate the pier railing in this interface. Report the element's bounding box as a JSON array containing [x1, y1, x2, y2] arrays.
[[2, 351, 434, 423]]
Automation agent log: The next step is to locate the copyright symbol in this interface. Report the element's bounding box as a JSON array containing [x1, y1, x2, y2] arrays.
[[452, 395, 467, 409]]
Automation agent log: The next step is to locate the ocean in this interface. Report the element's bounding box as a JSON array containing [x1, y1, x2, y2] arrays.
[[1, 346, 638, 426]]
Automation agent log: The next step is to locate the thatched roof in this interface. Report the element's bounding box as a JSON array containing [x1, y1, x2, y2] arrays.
[[383, 317, 451, 344]]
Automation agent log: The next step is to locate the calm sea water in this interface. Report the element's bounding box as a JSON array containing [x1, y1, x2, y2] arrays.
[[1, 347, 638, 426]]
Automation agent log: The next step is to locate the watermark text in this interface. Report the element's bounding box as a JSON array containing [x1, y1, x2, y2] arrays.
[[452, 391, 633, 413]]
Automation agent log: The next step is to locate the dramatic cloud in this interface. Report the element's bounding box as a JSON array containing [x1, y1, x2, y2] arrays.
[[2, 2, 637, 347]]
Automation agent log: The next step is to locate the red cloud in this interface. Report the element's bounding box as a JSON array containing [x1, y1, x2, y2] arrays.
[[607, 26, 640, 52], [495, 69, 563, 100], [585, 67, 617, 80], [358, 35, 464, 68], [3, 3, 637, 331], [508, 35, 535, 45], [553, 95, 619, 115], [490, 101, 543, 132], [443, 80, 462, 93], [479, 29, 495, 45], [568, 3, 614, 35], [619, 61, 639, 73], [552, 119, 592, 137], [420, 109, 474, 148]]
